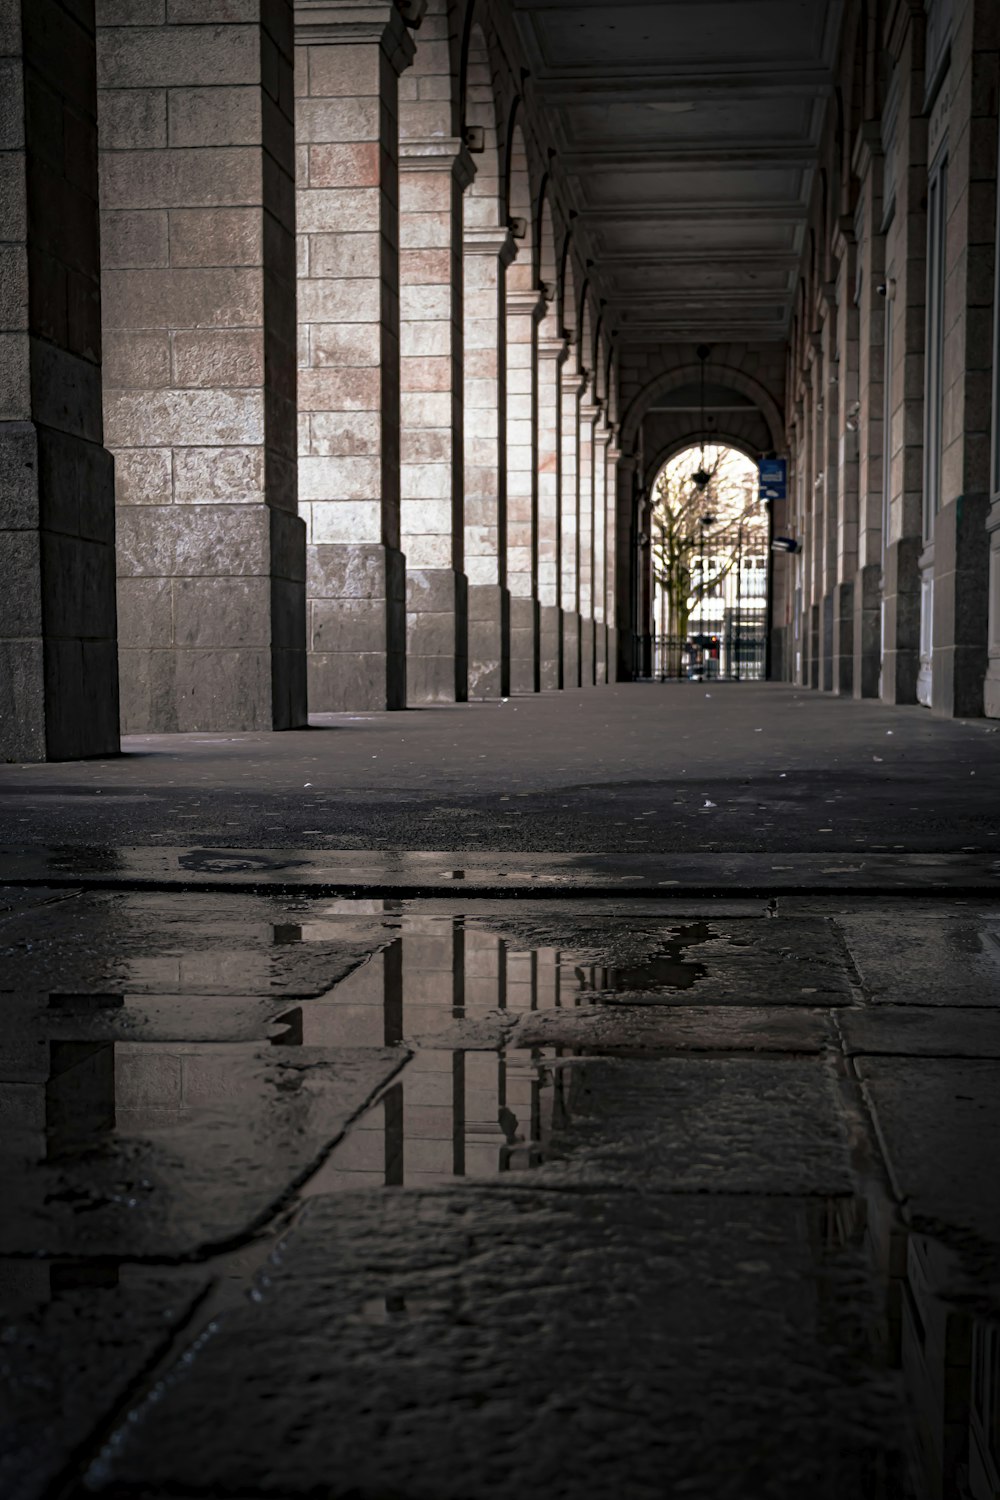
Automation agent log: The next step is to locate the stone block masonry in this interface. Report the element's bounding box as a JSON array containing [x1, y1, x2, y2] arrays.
[[98, 0, 305, 732], [1, 0, 120, 761], [295, 0, 413, 712]]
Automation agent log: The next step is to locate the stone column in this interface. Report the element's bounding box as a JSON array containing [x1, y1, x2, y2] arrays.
[[613, 452, 636, 680], [398, 138, 473, 705], [578, 391, 598, 685], [463, 225, 514, 699], [594, 418, 611, 683], [852, 125, 886, 700], [505, 287, 543, 694], [295, 0, 413, 712], [604, 436, 621, 682], [99, 0, 304, 732], [560, 366, 584, 688], [1, 0, 119, 761], [987, 509, 1000, 719], [881, 7, 926, 705], [536, 329, 565, 689], [929, 0, 994, 719]]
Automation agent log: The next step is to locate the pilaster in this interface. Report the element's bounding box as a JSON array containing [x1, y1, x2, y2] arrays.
[[295, 2, 414, 714], [464, 225, 515, 699], [399, 136, 474, 704], [506, 287, 544, 694], [536, 328, 566, 689]]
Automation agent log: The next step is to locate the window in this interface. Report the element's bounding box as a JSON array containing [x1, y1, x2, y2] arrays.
[[923, 149, 948, 540]]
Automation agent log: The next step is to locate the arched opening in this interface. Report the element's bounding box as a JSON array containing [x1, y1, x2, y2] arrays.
[[650, 443, 770, 682]]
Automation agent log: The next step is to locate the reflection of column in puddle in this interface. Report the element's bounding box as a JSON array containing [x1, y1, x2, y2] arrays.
[[400, 919, 464, 1185], [464, 928, 506, 1016], [902, 1235, 978, 1498], [505, 946, 538, 1012], [45, 1041, 116, 1160], [970, 1324, 999, 1496], [535, 947, 562, 1010], [286, 942, 403, 1049]]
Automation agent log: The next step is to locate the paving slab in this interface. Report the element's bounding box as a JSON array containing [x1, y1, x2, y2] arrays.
[[533, 1056, 854, 1195], [0, 1261, 207, 1500], [0, 889, 398, 1000], [87, 1187, 907, 1500], [1, 683, 998, 860], [838, 911, 1000, 1006], [480, 914, 854, 1005], [0, 1045, 406, 1258], [841, 1007, 1000, 1058], [3, 845, 1000, 894], [859, 1057, 1000, 1265], [509, 1004, 835, 1053]]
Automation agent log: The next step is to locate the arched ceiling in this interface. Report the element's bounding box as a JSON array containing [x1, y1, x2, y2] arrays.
[[509, 0, 843, 343]]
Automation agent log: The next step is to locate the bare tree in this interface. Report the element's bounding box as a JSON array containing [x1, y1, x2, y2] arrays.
[[651, 446, 763, 674]]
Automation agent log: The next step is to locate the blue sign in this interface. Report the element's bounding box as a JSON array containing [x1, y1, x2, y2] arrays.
[[759, 458, 787, 500]]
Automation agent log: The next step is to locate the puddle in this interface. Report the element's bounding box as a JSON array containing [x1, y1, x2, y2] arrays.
[[305, 1049, 572, 1192]]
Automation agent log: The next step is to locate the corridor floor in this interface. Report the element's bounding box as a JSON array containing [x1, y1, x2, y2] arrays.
[[2, 685, 1000, 1499]]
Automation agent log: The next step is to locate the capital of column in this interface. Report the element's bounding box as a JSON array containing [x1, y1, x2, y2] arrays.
[[507, 288, 546, 323], [561, 369, 587, 398], [538, 335, 568, 366], [580, 401, 601, 425], [851, 121, 883, 181], [400, 137, 476, 191], [464, 224, 517, 269], [605, 444, 622, 464], [294, 1, 416, 72]]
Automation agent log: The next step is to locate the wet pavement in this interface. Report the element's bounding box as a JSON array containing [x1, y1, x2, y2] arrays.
[[3, 879, 1000, 1498], [1, 683, 999, 854]]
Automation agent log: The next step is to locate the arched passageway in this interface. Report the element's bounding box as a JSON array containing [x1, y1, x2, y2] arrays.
[[1, 0, 998, 748], [650, 444, 771, 682]]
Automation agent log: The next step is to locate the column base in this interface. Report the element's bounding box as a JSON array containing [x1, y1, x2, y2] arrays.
[[562, 610, 581, 688], [852, 563, 881, 699], [307, 542, 405, 713], [932, 494, 989, 718], [581, 616, 596, 685], [833, 580, 854, 695], [467, 583, 510, 699], [1, 420, 120, 760], [821, 593, 834, 691], [539, 604, 562, 690], [595, 621, 607, 684], [882, 536, 921, 704], [406, 567, 468, 705], [121, 507, 307, 732], [510, 595, 539, 694], [607, 625, 619, 682]]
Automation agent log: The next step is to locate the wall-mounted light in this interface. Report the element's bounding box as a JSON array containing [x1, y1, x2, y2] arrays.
[[508, 216, 527, 240], [463, 125, 485, 153], [877, 279, 897, 299]]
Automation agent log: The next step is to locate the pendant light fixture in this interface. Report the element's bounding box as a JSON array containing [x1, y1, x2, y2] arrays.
[[691, 344, 712, 490]]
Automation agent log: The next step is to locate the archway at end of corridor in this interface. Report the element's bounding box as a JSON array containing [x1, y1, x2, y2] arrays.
[[649, 443, 770, 683]]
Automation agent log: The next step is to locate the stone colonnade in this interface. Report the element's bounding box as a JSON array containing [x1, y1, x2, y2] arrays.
[[777, 0, 1000, 720], [0, 0, 628, 761]]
